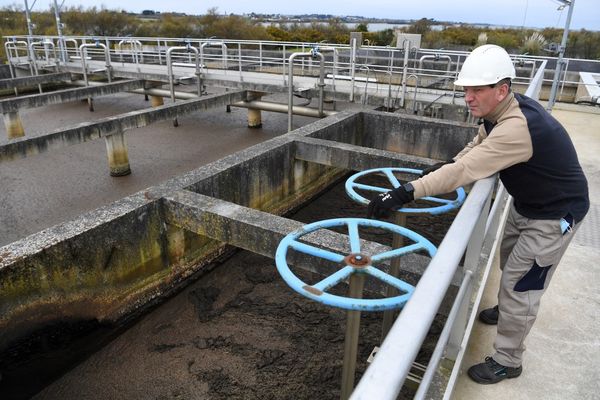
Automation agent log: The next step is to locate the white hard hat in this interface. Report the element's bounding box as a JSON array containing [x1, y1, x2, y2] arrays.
[[454, 44, 516, 87]]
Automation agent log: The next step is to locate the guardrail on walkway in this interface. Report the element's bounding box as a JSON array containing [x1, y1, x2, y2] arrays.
[[6, 35, 578, 107]]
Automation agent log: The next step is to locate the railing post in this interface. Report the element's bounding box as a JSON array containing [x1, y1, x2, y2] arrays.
[[340, 273, 366, 400], [350, 38, 357, 102], [400, 40, 410, 108], [238, 42, 242, 79]]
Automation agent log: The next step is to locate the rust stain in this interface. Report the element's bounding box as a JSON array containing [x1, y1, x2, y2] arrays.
[[303, 285, 323, 296]]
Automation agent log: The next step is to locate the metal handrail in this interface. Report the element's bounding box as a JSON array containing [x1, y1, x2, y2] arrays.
[[167, 44, 202, 126], [351, 176, 497, 400], [200, 41, 228, 73], [64, 38, 78, 60], [7, 35, 598, 90], [287, 50, 325, 132], [78, 41, 112, 84], [117, 39, 144, 67]]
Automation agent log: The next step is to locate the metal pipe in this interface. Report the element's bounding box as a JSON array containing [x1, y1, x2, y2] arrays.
[[524, 60, 548, 101], [350, 37, 358, 102], [28, 41, 41, 75], [238, 42, 242, 78], [318, 46, 338, 110], [70, 80, 199, 100], [287, 50, 325, 132], [156, 39, 162, 65], [418, 54, 452, 74], [64, 38, 77, 60], [4, 41, 20, 95], [79, 41, 111, 110], [358, 66, 372, 106], [451, 54, 461, 103], [386, 48, 394, 110], [381, 213, 406, 340], [547, 0, 576, 111], [167, 44, 201, 126], [30, 40, 57, 71], [200, 41, 228, 73], [117, 39, 143, 68], [27, 40, 43, 92], [231, 99, 337, 118], [400, 40, 410, 108], [340, 273, 365, 400], [52, 0, 66, 63], [79, 41, 112, 84], [513, 58, 537, 80], [23, 0, 35, 39], [405, 74, 420, 114]]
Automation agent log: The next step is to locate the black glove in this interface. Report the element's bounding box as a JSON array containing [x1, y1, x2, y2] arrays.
[[367, 184, 415, 220], [421, 159, 454, 176]]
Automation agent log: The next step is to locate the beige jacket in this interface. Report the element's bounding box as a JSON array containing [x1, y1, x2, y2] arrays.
[[411, 93, 534, 199]]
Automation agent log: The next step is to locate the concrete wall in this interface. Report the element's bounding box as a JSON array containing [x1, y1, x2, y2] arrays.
[[308, 111, 476, 161], [0, 110, 476, 353], [0, 65, 11, 80]]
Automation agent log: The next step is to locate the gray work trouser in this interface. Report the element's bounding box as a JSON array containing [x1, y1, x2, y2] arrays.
[[493, 204, 581, 368]]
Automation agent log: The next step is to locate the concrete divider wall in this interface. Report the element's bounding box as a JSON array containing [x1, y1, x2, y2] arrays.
[[0, 65, 12, 79], [0, 109, 477, 354], [186, 113, 361, 212], [0, 195, 168, 350], [308, 111, 477, 161]]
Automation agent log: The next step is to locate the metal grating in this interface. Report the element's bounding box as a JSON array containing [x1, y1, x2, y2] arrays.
[[574, 203, 600, 248]]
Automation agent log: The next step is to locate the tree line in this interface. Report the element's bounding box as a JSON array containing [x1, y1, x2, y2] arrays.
[[1, 6, 599, 61]]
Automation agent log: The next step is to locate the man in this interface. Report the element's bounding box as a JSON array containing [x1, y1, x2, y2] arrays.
[[367, 44, 589, 384]]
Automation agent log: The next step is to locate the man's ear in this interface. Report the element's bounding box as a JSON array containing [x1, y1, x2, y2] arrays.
[[496, 83, 510, 101]]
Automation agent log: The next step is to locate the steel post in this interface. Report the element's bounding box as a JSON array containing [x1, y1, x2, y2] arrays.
[[381, 212, 407, 341], [340, 272, 365, 400], [547, 0, 576, 111]]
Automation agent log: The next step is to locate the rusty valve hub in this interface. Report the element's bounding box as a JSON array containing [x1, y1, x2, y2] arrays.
[[343, 253, 371, 268]]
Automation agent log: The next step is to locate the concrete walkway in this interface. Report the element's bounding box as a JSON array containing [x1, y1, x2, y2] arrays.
[[453, 103, 600, 400]]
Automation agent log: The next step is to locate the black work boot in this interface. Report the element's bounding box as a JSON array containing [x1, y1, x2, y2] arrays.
[[478, 305, 499, 325], [468, 356, 522, 384]]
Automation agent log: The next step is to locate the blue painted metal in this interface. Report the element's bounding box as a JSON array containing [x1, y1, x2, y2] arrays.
[[345, 167, 466, 215], [275, 218, 437, 311]]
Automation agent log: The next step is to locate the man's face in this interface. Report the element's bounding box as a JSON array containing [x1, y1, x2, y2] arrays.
[[463, 84, 508, 118]]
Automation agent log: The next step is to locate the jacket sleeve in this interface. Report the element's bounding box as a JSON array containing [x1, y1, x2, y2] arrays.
[[453, 126, 486, 160], [411, 115, 533, 198]]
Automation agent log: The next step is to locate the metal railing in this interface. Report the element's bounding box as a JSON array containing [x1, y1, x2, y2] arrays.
[[5, 35, 597, 111], [288, 49, 326, 131]]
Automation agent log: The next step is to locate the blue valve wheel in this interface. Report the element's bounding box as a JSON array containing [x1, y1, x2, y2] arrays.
[[275, 218, 436, 311], [345, 167, 466, 215]]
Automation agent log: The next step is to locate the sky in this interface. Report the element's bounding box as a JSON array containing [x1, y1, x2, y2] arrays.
[[2, 0, 599, 31]]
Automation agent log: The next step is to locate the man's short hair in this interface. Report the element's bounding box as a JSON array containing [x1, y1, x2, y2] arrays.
[[492, 78, 512, 90]]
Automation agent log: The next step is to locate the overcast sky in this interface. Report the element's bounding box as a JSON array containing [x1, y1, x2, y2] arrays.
[[2, 0, 599, 30]]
